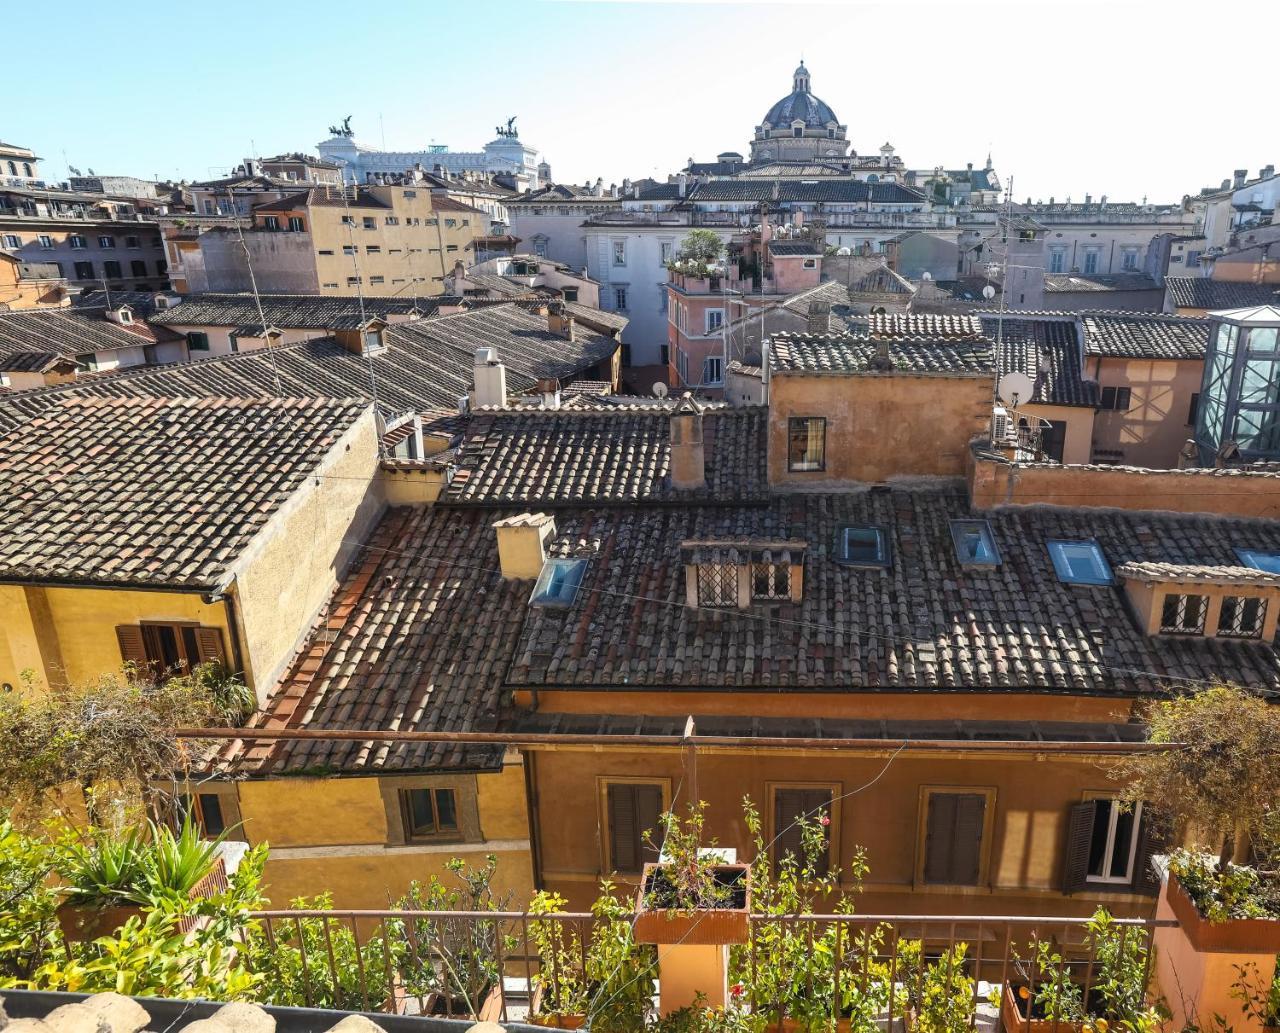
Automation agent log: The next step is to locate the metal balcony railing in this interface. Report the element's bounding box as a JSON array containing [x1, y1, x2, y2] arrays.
[[244, 908, 1172, 1027]]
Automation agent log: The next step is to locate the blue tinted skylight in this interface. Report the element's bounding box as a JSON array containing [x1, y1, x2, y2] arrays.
[[951, 520, 1000, 566], [1047, 539, 1113, 586], [530, 558, 588, 608], [836, 525, 889, 567], [1235, 547, 1280, 574]]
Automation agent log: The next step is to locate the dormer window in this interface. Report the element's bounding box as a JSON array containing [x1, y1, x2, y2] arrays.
[[530, 558, 587, 608], [1047, 539, 1112, 586], [698, 560, 738, 607], [362, 329, 384, 353], [684, 541, 806, 608], [1219, 596, 1267, 639], [751, 553, 793, 600], [950, 520, 1000, 566], [1160, 593, 1208, 635], [836, 526, 889, 568]]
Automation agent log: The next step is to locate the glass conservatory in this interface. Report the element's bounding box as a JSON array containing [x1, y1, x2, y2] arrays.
[[1194, 305, 1280, 465]]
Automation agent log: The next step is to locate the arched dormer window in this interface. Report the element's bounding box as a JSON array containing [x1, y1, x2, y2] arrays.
[[6, 161, 15, 176], [867, 174, 879, 183], [22, 163, 32, 177]]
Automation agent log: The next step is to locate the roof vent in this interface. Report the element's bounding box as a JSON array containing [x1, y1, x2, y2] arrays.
[[472, 347, 507, 409]]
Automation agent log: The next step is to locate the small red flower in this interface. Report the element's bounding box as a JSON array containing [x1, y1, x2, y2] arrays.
[[730, 983, 745, 998], [819, 815, 831, 827]]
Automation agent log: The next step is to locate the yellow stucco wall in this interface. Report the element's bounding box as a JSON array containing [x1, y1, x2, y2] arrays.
[[0, 583, 230, 692], [1088, 356, 1203, 467], [231, 408, 385, 702], [1023, 403, 1094, 465], [229, 759, 534, 909]]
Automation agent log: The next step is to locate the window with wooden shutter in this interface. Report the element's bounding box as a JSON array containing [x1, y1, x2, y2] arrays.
[[116, 624, 149, 669], [920, 789, 991, 886], [605, 781, 663, 874], [772, 786, 834, 875], [1065, 798, 1158, 894], [194, 627, 227, 667], [1061, 801, 1095, 894]]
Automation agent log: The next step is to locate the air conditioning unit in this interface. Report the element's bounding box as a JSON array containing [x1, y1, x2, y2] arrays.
[[991, 405, 1012, 443]]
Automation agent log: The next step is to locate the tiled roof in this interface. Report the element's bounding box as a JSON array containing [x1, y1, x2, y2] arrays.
[[1082, 313, 1210, 360], [1165, 278, 1280, 310], [0, 304, 618, 432], [0, 305, 176, 356], [208, 487, 1280, 773], [252, 186, 389, 211], [985, 316, 1097, 408], [0, 396, 367, 589], [149, 292, 436, 329], [442, 408, 767, 505], [0, 350, 73, 373], [770, 332, 994, 375], [509, 184, 619, 203], [867, 313, 983, 340], [463, 272, 534, 298], [777, 182, 926, 204], [430, 195, 486, 215], [1045, 274, 1161, 293], [1115, 561, 1280, 586], [851, 266, 915, 295], [768, 241, 822, 256]]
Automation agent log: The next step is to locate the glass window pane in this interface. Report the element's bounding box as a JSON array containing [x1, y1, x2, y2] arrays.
[[197, 793, 225, 836], [1247, 327, 1279, 355], [1048, 540, 1112, 585], [1238, 548, 1280, 573], [840, 527, 886, 565], [434, 789, 458, 831], [531, 559, 587, 607], [951, 521, 999, 565], [1086, 800, 1110, 877], [1110, 805, 1137, 879], [407, 789, 435, 834]]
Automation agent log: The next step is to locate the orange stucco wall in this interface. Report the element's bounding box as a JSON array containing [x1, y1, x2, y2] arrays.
[[529, 744, 1155, 918], [769, 372, 994, 485], [1088, 356, 1204, 468], [968, 453, 1280, 519]]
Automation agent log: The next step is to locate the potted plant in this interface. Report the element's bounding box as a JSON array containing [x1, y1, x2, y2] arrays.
[[999, 940, 1086, 1033], [56, 819, 228, 942], [529, 881, 656, 1030], [894, 941, 975, 1033], [730, 796, 885, 1032], [633, 802, 751, 946], [1162, 850, 1280, 952]]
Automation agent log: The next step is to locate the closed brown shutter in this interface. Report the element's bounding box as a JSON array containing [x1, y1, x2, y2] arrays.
[[1131, 809, 1164, 896], [116, 624, 149, 669], [952, 793, 987, 885], [774, 787, 833, 875], [1062, 802, 1096, 895], [924, 792, 986, 885], [194, 627, 227, 667], [607, 783, 662, 874]]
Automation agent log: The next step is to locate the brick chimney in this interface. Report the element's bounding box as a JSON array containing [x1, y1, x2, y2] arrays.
[[807, 301, 832, 335], [493, 513, 556, 579], [472, 347, 507, 408], [1234, 169, 1248, 189], [670, 393, 705, 490], [547, 301, 576, 342]]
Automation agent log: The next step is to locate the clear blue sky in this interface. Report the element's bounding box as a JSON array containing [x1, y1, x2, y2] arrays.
[[8, 0, 1272, 204]]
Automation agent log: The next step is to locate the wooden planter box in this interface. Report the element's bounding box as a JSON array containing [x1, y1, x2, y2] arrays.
[[57, 854, 228, 943], [1166, 872, 1280, 953], [633, 862, 751, 946], [1000, 984, 1084, 1033]]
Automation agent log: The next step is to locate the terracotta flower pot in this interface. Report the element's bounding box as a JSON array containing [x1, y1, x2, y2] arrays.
[[1000, 983, 1085, 1033], [57, 854, 229, 943], [632, 862, 751, 946], [1166, 872, 1280, 953]]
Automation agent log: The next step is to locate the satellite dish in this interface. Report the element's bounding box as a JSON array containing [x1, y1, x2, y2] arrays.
[[982, 284, 997, 300], [997, 372, 1035, 407], [652, 382, 669, 399], [836, 246, 851, 256], [921, 271, 932, 281]]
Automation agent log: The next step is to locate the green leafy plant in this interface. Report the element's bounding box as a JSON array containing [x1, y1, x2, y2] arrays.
[[667, 229, 725, 279], [731, 796, 880, 1032], [894, 941, 975, 1033], [1085, 908, 1167, 1033], [393, 854, 512, 1015], [642, 801, 740, 912], [57, 826, 151, 906], [651, 994, 759, 1033], [1014, 940, 1085, 1025], [1167, 849, 1280, 922], [0, 815, 63, 983]]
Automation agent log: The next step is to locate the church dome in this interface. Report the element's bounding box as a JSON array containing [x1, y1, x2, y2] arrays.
[[760, 61, 839, 129]]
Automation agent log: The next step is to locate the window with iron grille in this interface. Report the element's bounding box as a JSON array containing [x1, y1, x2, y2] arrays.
[[697, 562, 738, 607], [752, 560, 791, 600], [1160, 593, 1208, 634], [1219, 596, 1266, 638]]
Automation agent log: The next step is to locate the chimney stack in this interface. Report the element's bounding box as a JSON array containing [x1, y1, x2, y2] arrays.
[[1234, 169, 1248, 189], [677, 172, 688, 198], [492, 513, 556, 580], [472, 347, 507, 409], [670, 393, 706, 490], [869, 340, 893, 372], [807, 300, 832, 335], [1263, 165, 1276, 181], [547, 301, 576, 342]]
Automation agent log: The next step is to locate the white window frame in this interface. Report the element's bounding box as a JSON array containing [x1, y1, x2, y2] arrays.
[[38, 234, 53, 249], [613, 285, 628, 311], [1086, 800, 1142, 885], [705, 308, 724, 335], [612, 239, 627, 267], [1049, 247, 1067, 274], [660, 241, 673, 264], [703, 355, 724, 386]]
